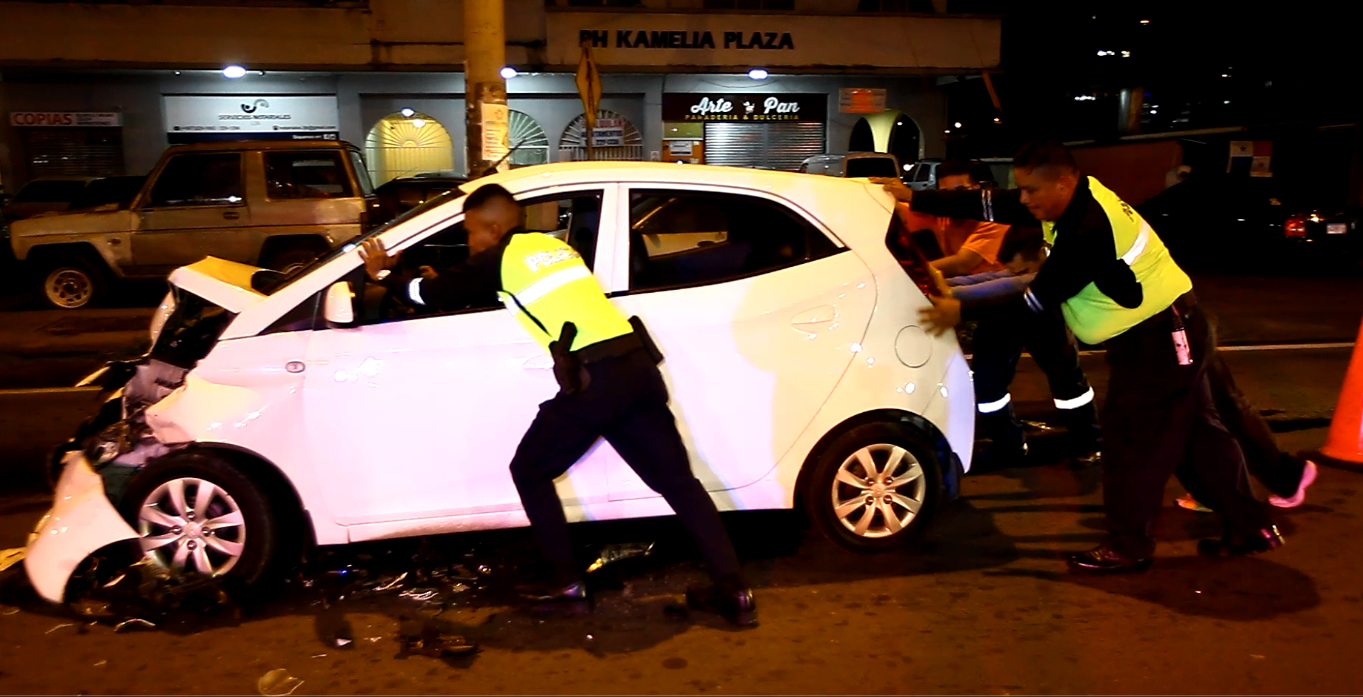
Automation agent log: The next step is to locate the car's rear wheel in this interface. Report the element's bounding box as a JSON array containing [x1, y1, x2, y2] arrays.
[[804, 422, 943, 553], [262, 244, 325, 275], [38, 254, 106, 309], [119, 452, 283, 591]]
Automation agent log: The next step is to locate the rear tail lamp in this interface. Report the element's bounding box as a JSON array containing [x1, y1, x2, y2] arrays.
[[885, 215, 941, 298], [1285, 215, 1307, 237]]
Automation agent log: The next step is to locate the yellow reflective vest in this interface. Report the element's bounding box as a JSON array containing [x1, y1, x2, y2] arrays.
[[497, 232, 632, 352], [1042, 177, 1192, 345]]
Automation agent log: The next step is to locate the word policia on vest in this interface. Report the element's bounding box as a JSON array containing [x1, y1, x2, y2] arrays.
[[524, 247, 581, 274]]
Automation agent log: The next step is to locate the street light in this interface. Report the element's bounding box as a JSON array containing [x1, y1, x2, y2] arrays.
[[222, 65, 247, 79], [500, 67, 518, 79], [400, 108, 415, 117], [747, 68, 769, 80]]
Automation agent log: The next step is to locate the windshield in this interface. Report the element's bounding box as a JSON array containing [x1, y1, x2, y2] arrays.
[[260, 185, 467, 294]]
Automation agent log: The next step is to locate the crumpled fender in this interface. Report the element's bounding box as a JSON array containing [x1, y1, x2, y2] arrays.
[[24, 451, 139, 603]]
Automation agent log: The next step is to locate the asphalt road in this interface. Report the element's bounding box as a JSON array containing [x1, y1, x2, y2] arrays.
[[0, 272, 1359, 694]]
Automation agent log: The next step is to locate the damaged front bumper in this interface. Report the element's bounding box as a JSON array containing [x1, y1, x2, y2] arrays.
[[26, 450, 140, 603]]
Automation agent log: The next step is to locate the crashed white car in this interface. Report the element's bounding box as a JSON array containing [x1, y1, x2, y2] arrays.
[[26, 162, 974, 602]]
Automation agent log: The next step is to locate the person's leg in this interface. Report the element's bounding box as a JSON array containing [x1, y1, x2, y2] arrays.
[[1024, 310, 1101, 455], [970, 307, 1028, 466], [1205, 349, 1309, 499]]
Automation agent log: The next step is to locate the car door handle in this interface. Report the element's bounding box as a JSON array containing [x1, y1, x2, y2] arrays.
[[522, 354, 554, 371], [223, 211, 240, 220]]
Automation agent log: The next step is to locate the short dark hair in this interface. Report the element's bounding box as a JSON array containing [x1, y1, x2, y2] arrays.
[[463, 182, 518, 212], [998, 225, 1047, 264], [1013, 140, 1079, 179], [936, 158, 978, 184]]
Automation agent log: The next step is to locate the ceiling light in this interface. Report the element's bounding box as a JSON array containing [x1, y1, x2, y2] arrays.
[[500, 66, 518, 79], [747, 68, 769, 80], [222, 65, 247, 79], [1140, 19, 1150, 24], [400, 108, 415, 117], [412, 119, 426, 128], [954, 122, 962, 128]]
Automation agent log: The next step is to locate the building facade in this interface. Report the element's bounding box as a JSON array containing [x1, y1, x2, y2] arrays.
[[0, 0, 1001, 190]]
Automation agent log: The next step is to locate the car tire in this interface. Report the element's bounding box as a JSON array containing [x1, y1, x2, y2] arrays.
[[118, 451, 285, 593], [37, 253, 106, 310], [262, 245, 325, 275], [804, 422, 943, 553]]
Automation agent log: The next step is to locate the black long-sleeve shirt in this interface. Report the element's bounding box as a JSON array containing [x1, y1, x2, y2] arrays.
[[910, 178, 1141, 316], [380, 229, 523, 311]]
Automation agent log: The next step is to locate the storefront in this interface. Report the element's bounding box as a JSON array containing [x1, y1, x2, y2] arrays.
[[660, 92, 827, 170], [7, 111, 125, 180]]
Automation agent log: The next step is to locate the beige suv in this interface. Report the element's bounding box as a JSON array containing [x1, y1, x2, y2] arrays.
[[9, 140, 378, 309]]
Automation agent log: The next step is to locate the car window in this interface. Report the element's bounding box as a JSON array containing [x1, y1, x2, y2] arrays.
[[353, 189, 606, 325], [910, 163, 934, 183], [13, 179, 87, 203], [846, 158, 897, 178], [626, 189, 840, 292], [265, 151, 353, 200], [148, 154, 243, 207], [347, 150, 375, 197]]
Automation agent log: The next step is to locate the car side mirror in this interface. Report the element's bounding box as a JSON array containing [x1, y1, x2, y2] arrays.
[[323, 280, 356, 326]]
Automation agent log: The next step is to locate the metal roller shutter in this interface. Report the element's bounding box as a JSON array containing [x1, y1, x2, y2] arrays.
[[22, 128, 125, 179], [703, 122, 825, 171]]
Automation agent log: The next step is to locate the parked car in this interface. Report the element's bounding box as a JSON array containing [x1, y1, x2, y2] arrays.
[[8, 140, 379, 309], [24, 161, 974, 602], [799, 152, 901, 179], [1, 176, 100, 221], [373, 174, 467, 225], [1137, 174, 1360, 269]]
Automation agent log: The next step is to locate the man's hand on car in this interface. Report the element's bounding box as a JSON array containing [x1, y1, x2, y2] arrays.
[[359, 238, 400, 282], [871, 177, 914, 203], [918, 295, 963, 337]]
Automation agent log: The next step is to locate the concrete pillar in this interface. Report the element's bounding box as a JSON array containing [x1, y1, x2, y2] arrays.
[[464, 0, 508, 178], [1118, 87, 1143, 136]]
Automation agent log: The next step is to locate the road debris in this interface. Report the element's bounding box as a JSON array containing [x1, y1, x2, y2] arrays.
[[0, 547, 25, 573], [257, 668, 304, 696], [45, 622, 74, 634], [587, 542, 656, 574], [114, 618, 157, 633]]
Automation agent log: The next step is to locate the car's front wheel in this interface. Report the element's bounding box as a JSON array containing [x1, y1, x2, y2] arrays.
[[37, 253, 107, 309], [119, 452, 284, 591], [804, 422, 943, 553]]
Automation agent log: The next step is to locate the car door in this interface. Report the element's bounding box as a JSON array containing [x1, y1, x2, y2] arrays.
[[301, 185, 619, 526], [605, 185, 875, 501], [132, 153, 255, 275]]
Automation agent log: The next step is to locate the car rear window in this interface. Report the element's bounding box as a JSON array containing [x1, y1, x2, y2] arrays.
[[846, 158, 898, 178]]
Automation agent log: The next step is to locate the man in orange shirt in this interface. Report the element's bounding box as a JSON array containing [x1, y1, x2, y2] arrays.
[[883, 160, 1101, 470]]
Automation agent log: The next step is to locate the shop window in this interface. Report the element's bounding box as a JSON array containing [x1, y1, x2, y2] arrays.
[[626, 189, 840, 292], [265, 151, 353, 200], [508, 110, 550, 168], [147, 154, 243, 207], [559, 109, 644, 162], [364, 112, 455, 186]]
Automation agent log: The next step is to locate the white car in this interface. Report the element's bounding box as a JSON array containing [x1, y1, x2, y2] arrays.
[[25, 162, 974, 603]]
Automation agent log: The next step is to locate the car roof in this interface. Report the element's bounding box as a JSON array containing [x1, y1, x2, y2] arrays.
[[163, 139, 359, 154]]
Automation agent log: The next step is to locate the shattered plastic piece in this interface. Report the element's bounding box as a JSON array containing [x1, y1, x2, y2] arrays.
[[114, 618, 157, 633], [586, 542, 656, 573], [477, 565, 492, 576], [46, 622, 74, 634], [257, 668, 304, 696], [447, 583, 471, 594], [448, 565, 480, 582], [400, 588, 439, 603], [93, 660, 107, 667], [0, 547, 25, 573], [1, 607, 19, 616], [401, 635, 478, 658], [374, 572, 409, 592]]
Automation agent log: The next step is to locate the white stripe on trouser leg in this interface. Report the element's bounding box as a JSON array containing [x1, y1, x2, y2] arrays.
[[1023, 288, 1043, 313], [408, 278, 426, 305], [1054, 387, 1095, 410], [977, 393, 1012, 414]]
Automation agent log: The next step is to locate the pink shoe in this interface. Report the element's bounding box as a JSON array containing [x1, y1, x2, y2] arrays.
[[1176, 493, 1213, 513], [1269, 460, 1318, 508]]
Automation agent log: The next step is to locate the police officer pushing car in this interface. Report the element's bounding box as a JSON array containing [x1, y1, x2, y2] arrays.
[[359, 183, 756, 625]]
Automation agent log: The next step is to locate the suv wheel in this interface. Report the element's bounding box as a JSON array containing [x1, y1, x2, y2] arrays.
[[119, 452, 285, 592], [38, 254, 106, 309], [804, 422, 943, 553], [263, 245, 324, 275]]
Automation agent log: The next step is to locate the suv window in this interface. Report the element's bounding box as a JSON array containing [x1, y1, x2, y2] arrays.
[[354, 189, 606, 324], [266, 151, 353, 200], [148, 154, 243, 207], [627, 190, 840, 292], [13, 179, 88, 203]]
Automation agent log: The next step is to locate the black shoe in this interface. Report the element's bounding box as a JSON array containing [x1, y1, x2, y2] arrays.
[[1066, 543, 1153, 573], [1197, 525, 1285, 558], [684, 583, 758, 627], [516, 579, 589, 605]]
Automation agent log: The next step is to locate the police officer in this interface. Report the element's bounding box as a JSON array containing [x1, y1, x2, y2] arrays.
[[894, 141, 1282, 572], [359, 183, 756, 625]]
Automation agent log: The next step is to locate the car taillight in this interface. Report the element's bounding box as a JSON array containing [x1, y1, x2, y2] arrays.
[[885, 215, 940, 297], [1285, 216, 1307, 237]]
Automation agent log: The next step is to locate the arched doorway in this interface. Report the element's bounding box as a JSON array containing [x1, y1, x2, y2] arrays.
[[849, 117, 875, 152], [559, 109, 644, 161], [364, 111, 455, 185], [886, 114, 921, 170], [508, 110, 549, 168]]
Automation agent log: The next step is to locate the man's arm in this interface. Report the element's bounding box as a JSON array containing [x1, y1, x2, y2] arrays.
[[912, 188, 1036, 226], [1023, 198, 1142, 313], [930, 248, 986, 277], [362, 238, 502, 310]]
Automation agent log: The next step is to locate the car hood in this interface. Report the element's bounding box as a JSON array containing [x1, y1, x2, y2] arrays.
[[167, 257, 267, 313], [9, 208, 137, 237]]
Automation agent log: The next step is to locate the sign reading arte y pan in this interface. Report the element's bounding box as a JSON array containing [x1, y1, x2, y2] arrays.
[[163, 95, 340, 143], [662, 93, 827, 123]]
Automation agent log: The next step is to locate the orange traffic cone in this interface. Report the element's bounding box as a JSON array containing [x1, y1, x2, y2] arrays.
[[1321, 319, 1363, 463]]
